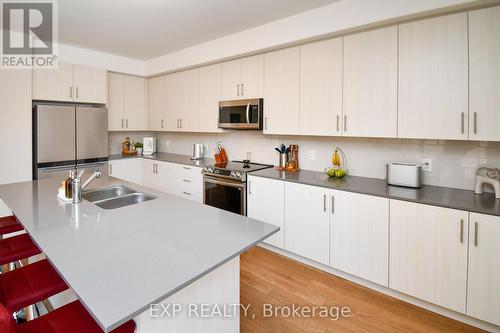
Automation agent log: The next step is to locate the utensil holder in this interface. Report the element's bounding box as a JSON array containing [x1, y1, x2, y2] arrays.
[[279, 153, 288, 168]]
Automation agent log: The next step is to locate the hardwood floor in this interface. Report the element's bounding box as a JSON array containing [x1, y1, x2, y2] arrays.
[[240, 246, 485, 333]]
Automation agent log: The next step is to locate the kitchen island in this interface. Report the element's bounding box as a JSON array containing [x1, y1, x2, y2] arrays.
[[0, 176, 279, 332]]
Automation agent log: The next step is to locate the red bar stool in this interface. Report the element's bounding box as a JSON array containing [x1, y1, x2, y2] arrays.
[[0, 259, 68, 314], [0, 301, 136, 333], [0, 216, 23, 238], [0, 234, 41, 267]]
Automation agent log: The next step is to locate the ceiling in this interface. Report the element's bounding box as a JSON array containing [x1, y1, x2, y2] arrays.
[[58, 0, 338, 60]]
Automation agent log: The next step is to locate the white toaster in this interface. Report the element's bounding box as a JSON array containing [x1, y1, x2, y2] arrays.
[[386, 162, 422, 188]]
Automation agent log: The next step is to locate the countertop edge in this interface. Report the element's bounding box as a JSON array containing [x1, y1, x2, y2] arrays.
[[247, 171, 500, 217]]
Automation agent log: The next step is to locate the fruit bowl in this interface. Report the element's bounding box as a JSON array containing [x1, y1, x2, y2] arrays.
[[327, 147, 348, 178], [326, 168, 347, 178]]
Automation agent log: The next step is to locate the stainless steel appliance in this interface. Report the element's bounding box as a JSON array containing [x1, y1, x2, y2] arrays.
[[143, 137, 156, 155], [218, 98, 263, 130], [386, 162, 422, 188], [202, 161, 272, 215], [191, 143, 204, 160], [33, 103, 109, 180]]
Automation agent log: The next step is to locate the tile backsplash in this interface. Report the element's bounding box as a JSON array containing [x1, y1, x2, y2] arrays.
[[109, 131, 500, 191]]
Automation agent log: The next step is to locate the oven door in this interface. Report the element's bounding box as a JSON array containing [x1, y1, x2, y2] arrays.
[[203, 176, 246, 215], [218, 99, 262, 129]]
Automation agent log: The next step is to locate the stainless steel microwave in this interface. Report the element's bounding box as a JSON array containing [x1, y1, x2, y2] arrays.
[[218, 98, 263, 130]]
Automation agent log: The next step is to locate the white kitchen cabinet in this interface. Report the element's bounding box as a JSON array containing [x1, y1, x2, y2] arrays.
[[199, 64, 223, 133], [164, 69, 200, 132], [108, 159, 143, 185], [123, 75, 147, 130], [398, 13, 468, 140], [221, 55, 263, 100], [343, 27, 398, 138], [73, 64, 107, 104], [33, 62, 74, 102], [389, 200, 468, 313], [142, 160, 172, 194], [284, 182, 330, 265], [107, 73, 125, 130], [263, 47, 300, 135], [171, 164, 203, 203], [299, 38, 343, 136], [33, 63, 107, 104], [107, 73, 147, 131], [247, 176, 285, 249], [468, 7, 500, 142], [467, 213, 500, 326], [330, 191, 389, 286], [148, 76, 165, 131]]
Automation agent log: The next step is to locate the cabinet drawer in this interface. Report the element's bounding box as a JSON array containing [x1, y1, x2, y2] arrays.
[[173, 177, 203, 193], [173, 187, 202, 203], [172, 164, 203, 180]]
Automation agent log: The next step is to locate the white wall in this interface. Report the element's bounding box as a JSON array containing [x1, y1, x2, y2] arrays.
[[109, 131, 500, 191], [144, 0, 481, 75]]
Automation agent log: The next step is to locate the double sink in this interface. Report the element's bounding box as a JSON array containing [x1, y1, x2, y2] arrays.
[[82, 185, 156, 210]]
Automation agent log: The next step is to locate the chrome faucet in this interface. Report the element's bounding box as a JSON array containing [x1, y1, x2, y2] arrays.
[[72, 170, 102, 204]]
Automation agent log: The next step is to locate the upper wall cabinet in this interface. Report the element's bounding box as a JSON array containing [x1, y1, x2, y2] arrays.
[[33, 63, 107, 104], [398, 13, 468, 140], [468, 7, 500, 142], [108, 73, 147, 131], [221, 54, 263, 100], [263, 47, 300, 135], [299, 38, 343, 136], [164, 68, 200, 132], [199, 64, 223, 133], [148, 76, 165, 131], [343, 27, 398, 138]]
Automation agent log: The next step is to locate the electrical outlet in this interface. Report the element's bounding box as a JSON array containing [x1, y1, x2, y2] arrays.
[[308, 150, 315, 161], [422, 158, 432, 172], [166, 140, 170, 147]]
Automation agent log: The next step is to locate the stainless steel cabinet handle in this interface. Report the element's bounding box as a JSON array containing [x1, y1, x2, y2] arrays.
[[152, 164, 155, 174], [182, 179, 191, 183], [344, 115, 347, 132], [121, 119, 123, 128], [161, 120, 164, 128], [461, 112, 465, 134], [264, 117, 268, 130], [248, 181, 251, 195], [183, 166, 191, 170], [323, 194, 326, 212], [70, 86, 73, 98], [126, 119, 128, 128], [237, 84, 240, 96], [331, 195, 335, 215], [180, 119, 183, 129], [76, 87, 79, 99], [182, 191, 192, 196], [241, 83, 244, 96], [336, 115, 339, 132], [473, 112, 477, 134], [460, 219, 464, 243], [109, 164, 112, 175], [474, 222, 478, 246]]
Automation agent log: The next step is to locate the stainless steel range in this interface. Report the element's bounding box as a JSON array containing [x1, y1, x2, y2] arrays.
[[202, 161, 273, 215]]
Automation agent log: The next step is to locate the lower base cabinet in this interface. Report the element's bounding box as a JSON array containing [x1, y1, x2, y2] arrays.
[[284, 182, 330, 265], [247, 176, 285, 249], [330, 191, 389, 286], [389, 200, 469, 313], [467, 213, 500, 326], [108, 159, 143, 184]]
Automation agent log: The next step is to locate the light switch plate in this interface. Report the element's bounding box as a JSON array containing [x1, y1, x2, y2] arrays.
[[308, 150, 315, 161]]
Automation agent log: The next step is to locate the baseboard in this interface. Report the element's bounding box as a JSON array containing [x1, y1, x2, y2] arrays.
[[257, 243, 500, 333]]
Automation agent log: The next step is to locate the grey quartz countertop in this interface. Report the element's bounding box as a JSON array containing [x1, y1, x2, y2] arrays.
[[108, 152, 214, 168], [0, 176, 278, 332], [248, 168, 500, 217]]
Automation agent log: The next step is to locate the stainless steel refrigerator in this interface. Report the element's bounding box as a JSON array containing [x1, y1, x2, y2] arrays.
[[33, 103, 109, 180]]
